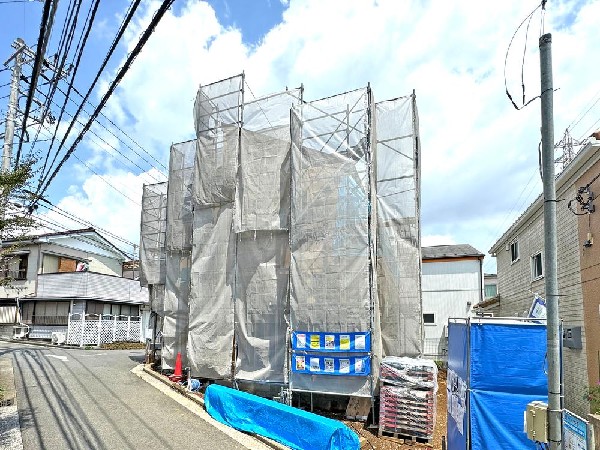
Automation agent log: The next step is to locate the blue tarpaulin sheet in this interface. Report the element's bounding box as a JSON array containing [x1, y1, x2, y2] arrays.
[[205, 384, 360, 450], [447, 320, 548, 450], [470, 390, 547, 450]]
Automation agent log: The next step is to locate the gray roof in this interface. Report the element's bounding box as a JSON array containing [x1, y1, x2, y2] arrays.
[[422, 244, 484, 260]]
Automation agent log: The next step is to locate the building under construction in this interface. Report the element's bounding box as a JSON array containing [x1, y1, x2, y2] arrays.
[[139, 74, 422, 401]]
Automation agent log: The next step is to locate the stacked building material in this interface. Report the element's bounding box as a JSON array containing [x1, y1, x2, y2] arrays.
[[378, 356, 438, 440]]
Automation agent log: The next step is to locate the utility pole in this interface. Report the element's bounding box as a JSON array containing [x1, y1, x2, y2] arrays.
[[539, 33, 562, 450], [2, 38, 26, 173]]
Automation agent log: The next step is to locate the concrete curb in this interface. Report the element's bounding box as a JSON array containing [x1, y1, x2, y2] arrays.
[[139, 365, 288, 450], [0, 338, 82, 350], [0, 357, 23, 450]]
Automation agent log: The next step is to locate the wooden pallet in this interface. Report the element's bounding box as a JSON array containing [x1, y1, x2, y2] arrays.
[[378, 428, 433, 446]]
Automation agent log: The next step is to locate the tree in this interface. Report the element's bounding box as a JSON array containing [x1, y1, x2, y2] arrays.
[[0, 159, 37, 286]]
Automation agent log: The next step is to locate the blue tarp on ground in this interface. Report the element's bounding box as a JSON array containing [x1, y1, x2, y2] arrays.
[[205, 384, 360, 450]]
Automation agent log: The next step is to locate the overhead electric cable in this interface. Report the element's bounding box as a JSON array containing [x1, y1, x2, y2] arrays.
[[35, 0, 175, 205], [36, 0, 101, 188], [15, 0, 57, 166], [32, 83, 165, 183], [38, 0, 142, 191]]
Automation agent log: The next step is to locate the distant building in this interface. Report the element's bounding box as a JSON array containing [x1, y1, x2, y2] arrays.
[[421, 244, 484, 360], [489, 138, 600, 416], [0, 228, 149, 342]]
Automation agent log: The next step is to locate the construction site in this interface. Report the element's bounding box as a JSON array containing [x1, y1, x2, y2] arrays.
[[139, 73, 428, 448]]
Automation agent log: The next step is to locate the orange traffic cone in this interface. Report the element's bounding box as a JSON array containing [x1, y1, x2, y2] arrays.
[[168, 352, 184, 382]]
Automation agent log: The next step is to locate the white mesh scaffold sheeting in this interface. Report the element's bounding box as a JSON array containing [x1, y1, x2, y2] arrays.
[[188, 75, 242, 378], [235, 89, 301, 232], [139, 182, 167, 287], [193, 75, 243, 206], [289, 88, 375, 397], [188, 205, 236, 379], [233, 89, 300, 383], [163, 140, 195, 369], [375, 96, 422, 357]]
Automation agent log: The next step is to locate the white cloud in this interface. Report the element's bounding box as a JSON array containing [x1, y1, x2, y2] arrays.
[[49, 0, 600, 270], [422, 235, 457, 247]]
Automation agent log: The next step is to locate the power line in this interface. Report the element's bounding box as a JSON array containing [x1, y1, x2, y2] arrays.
[[15, 0, 57, 165], [504, 2, 544, 111], [32, 83, 165, 184], [36, 0, 101, 188], [35, 0, 176, 205], [35, 199, 136, 248], [39, 0, 142, 189]]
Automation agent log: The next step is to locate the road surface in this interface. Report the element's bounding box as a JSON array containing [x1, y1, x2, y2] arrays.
[[0, 341, 260, 450]]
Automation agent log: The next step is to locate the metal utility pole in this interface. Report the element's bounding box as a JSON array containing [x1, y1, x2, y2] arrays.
[[2, 38, 25, 173], [539, 33, 562, 450]]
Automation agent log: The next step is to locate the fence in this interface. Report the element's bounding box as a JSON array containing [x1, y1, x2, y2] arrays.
[[67, 314, 143, 346]]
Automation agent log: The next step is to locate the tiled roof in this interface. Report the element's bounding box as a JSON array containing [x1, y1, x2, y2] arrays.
[[421, 244, 484, 259]]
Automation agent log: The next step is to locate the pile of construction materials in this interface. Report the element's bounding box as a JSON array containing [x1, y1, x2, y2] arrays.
[[378, 356, 437, 442]]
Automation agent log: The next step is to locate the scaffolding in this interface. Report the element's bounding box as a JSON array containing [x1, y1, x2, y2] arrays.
[[139, 74, 422, 399]]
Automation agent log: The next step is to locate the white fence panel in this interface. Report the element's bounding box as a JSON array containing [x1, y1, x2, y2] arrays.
[[67, 314, 143, 346]]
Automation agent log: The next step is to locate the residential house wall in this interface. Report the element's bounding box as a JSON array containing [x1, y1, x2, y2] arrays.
[[422, 258, 481, 360], [576, 156, 600, 387], [491, 142, 600, 416]]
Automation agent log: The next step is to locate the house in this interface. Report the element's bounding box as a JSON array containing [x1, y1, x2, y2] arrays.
[[421, 244, 484, 360], [489, 138, 600, 416], [0, 228, 150, 343]]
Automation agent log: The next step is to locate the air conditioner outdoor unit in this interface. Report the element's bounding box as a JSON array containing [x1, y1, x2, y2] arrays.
[[51, 332, 66, 345], [12, 325, 29, 339]]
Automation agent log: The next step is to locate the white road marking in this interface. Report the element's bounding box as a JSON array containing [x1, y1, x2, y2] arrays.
[[46, 355, 68, 362]]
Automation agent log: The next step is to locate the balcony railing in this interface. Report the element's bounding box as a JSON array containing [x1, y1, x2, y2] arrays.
[[36, 272, 148, 302]]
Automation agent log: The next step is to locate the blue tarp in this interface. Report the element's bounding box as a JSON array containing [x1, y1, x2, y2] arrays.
[[470, 390, 547, 450], [205, 384, 360, 450], [447, 320, 548, 450]]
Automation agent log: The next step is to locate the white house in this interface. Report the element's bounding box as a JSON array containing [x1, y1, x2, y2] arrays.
[[0, 228, 150, 343], [421, 244, 484, 360]]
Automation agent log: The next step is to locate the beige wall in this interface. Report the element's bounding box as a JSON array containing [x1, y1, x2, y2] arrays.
[[576, 157, 600, 387], [494, 179, 589, 416]]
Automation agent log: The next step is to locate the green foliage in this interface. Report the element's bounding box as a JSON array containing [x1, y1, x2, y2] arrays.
[[587, 382, 600, 414], [0, 159, 38, 287]]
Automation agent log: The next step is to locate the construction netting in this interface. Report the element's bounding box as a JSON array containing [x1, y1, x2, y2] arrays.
[[138, 74, 422, 398], [375, 96, 422, 357], [162, 140, 195, 369], [289, 88, 375, 397], [139, 182, 167, 287]]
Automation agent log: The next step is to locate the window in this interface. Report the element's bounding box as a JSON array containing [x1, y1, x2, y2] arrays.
[[510, 241, 519, 263], [423, 313, 435, 325], [1, 254, 28, 280], [484, 284, 498, 298], [42, 254, 89, 274], [531, 252, 543, 280], [86, 301, 139, 317], [23, 301, 70, 325]]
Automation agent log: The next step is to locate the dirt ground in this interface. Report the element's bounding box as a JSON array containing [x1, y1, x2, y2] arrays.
[[100, 342, 146, 350], [344, 370, 447, 450]]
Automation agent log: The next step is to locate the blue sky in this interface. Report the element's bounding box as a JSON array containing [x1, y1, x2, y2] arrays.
[[1, 0, 600, 270]]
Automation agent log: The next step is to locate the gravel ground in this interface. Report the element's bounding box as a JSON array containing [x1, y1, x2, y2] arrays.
[[344, 370, 447, 450]]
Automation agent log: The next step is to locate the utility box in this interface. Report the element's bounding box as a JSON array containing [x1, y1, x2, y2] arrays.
[[525, 401, 548, 443]]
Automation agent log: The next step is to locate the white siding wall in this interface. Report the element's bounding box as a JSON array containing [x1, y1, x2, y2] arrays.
[[422, 259, 481, 357]]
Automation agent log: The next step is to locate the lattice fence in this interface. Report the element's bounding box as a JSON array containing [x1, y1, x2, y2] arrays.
[[67, 314, 143, 346]]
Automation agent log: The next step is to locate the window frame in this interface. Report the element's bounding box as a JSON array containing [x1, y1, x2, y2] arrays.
[[510, 240, 519, 263], [531, 251, 544, 281], [1, 254, 28, 280], [423, 313, 436, 326]]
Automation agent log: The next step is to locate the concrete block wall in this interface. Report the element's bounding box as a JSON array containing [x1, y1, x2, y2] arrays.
[[495, 181, 589, 416]]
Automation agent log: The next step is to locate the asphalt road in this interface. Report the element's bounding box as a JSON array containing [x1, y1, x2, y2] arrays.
[[0, 341, 250, 450]]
